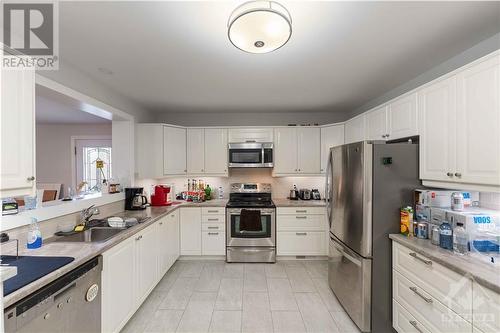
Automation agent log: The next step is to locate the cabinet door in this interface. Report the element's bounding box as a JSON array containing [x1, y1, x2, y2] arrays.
[[102, 238, 135, 333], [274, 127, 298, 174], [204, 128, 228, 175], [366, 106, 388, 140], [418, 76, 457, 182], [187, 128, 205, 174], [167, 210, 180, 267], [345, 115, 366, 144], [456, 55, 500, 186], [135, 224, 158, 303], [163, 126, 186, 175], [297, 127, 321, 174], [180, 208, 202, 255], [157, 216, 169, 276], [136, 125, 164, 178], [0, 66, 35, 196], [389, 93, 418, 140], [202, 231, 225, 255], [320, 125, 344, 173], [228, 128, 273, 143], [472, 282, 500, 333]]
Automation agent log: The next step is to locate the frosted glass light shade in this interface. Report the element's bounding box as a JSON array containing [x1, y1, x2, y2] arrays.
[[228, 1, 292, 54]]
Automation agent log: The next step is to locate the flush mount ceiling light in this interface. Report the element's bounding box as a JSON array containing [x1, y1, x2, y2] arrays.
[[228, 1, 292, 54]]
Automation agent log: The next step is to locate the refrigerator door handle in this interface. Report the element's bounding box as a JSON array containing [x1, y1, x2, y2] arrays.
[[325, 151, 333, 227], [332, 238, 362, 267]]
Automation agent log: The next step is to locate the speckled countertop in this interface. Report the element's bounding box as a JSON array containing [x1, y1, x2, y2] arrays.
[[2, 200, 227, 308], [390, 234, 500, 293], [273, 198, 326, 207], [1, 266, 17, 282]]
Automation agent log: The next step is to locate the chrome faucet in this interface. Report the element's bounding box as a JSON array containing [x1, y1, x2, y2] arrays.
[[80, 205, 100, 227]]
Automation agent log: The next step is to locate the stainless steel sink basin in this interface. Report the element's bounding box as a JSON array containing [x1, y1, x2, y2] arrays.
[[54, 227, 127, 243]]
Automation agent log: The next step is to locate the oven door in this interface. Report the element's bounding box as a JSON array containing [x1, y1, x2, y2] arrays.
[[226, 208, 275, 247]]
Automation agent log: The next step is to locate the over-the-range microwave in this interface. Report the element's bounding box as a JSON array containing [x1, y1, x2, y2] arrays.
[[228, 142, 273, 168]]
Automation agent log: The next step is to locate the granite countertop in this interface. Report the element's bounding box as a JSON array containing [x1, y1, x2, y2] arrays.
[[390, 234, 500, 293], [2, 200, 227, 308], [273, 198, 326, 207], [1, 266, 17, 282]]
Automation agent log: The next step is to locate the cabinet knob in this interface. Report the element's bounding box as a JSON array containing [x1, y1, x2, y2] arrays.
[[201, 169, 204, 172], [386, 134, 390, 138], [382, 134, 386, 138], [454, 172, 462, 178], [294, 169, 297, 172], [27, 176, 35, 181], [446, 172, 453, 177], [159, 222, 163, 225], [184, 169, 187, 172]]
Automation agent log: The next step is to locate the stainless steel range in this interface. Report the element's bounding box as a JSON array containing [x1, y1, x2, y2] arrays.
[[226, 183, 276, 263]]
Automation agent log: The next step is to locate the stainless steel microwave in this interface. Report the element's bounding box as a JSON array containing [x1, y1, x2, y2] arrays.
[[228, 142, 273, 168]]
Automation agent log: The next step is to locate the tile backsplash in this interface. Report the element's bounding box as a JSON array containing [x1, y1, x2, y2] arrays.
[[135, 169, 326, 199], [479, 192, 500, 210]]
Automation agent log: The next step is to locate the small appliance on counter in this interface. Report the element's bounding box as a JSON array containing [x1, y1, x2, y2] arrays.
[[2, 198, 18, 215], [299, 189, 311, 200], [289, 185, 299, 200], [125, 187, 148, 210], [311, 189, 321, 200], [150, 185, 172, 206]]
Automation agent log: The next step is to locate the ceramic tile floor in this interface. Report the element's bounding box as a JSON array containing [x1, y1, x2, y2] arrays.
[[121, 260, 361, 333]]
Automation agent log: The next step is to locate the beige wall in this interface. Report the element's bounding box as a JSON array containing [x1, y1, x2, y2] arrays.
[[36, 123, 112, 197]]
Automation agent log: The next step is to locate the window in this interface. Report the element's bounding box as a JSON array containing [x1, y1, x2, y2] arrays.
[[74, 138, 112, 192]]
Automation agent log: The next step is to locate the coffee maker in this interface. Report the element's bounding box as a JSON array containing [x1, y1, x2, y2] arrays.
[[125, 187, 148, 210]]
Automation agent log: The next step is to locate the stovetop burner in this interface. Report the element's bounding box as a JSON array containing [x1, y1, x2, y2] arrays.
[[226, 182, 275, 209]]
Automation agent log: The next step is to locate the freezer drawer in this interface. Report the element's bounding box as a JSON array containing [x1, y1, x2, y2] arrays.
[[328, 236, 372, 332]]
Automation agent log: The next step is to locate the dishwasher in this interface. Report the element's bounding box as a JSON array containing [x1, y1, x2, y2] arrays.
[[4, 256, 102, 333]]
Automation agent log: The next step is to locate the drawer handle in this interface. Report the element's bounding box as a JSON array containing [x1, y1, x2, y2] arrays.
[[296, 232, 307, 236], [409, 320, 423, 333], [295, 216, 307, 219], [409, 252, 432, 266], [207, 218, 219, 221], [409, 286, 433, 304], [207, 210, 219, 213], [296, 210, 307, 213], [159, 222, 163, 225], [207, 226, 219, 229], [208, 232, 219, 235]]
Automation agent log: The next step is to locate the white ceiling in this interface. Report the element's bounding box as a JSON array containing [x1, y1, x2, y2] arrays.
[[36, 86, 111, 124], [57, 1, 500, 115]]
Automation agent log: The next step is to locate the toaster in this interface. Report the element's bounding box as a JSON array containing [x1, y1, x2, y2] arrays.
[[299, 189, 311, 200]]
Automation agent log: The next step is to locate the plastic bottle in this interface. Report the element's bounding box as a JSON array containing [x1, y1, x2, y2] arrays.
[[439, 221, 453, 250], [27, 217, 42, 249], [453, 222, 468, 255]]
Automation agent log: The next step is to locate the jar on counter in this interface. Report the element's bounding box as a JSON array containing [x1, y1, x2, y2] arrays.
[[451, 192, 464, 211], [431, 225, 440, 245]]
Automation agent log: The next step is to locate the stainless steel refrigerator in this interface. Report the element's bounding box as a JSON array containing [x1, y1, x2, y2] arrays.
[[325, 141, 420, 333]]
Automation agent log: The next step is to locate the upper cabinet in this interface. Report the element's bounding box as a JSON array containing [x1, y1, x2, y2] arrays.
[[228, 128, 273, 143], [163, 126, 187, 176], [320, 125, 344, 173], [345, 114, 366, 144], [419, 52, 500, 190], [274, 127, 320, 175], [187, 128, 228, 176], [366, 106, 388, 140], [388, 93, 418, 139], [0, 63, 35, 198]]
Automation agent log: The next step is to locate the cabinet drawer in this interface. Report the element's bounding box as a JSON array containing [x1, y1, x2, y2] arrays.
[[201, 223, 225, 232], [277, 207, 325, 215], [393, 242, 472, 318], [202, 207, 225, 215], [202, 231, 225, 255], [393, 299, 431, 333], [393, 270, 472, 333], [202, 214, 225, 223], [277, 231, 326, 256], [472, 282, 500, 333], [277, 214, 326, 231]]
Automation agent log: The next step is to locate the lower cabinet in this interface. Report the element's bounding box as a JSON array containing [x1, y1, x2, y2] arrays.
[[181, 207, 226, 256], [472, 281, 500, 333], [202, 231, 225, 255], [135, 224, 158, 304], [277, 231, 326, 256], [180, 207, 202, 255], [158, 211, 180, 277]]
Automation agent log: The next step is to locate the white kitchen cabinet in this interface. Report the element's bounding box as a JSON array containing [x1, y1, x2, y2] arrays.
[[366, 106, 389, 141], [204, 128, 228, 175], [456, 54, 500, 186], [180, 207, 202, 255], [167, 210, 180, 267], [187, 128, 205, 174], [388, 93, 418, 139], [102, 237, 136, 333], [274, 127, 298, 174], [136, 124, 164, 178], [418, 76, 457, 183], [277, 231, 327, 256], [157, 215, 176, 277], [472, 282, 500, 333], [135, 224, 158, 304], [274, 127, 321, 175], [297, 127, 321, 174], [345, 114, 366, 144], [320, 124, 344, 173], [228, 128, 273, 143], [0, 64, 35, 197], [202, 231, 225, 255], [163, 125, 187, 175]]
